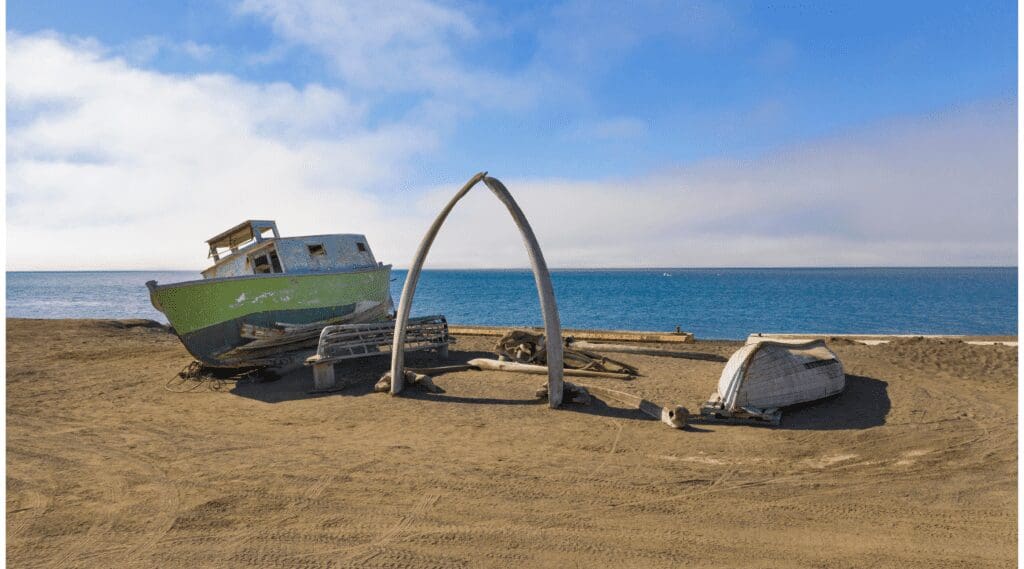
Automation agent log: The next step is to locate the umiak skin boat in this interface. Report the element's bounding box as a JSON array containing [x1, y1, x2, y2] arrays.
[[147, 220, 393, 367]]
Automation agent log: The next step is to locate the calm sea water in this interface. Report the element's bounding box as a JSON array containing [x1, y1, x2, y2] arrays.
[[5, 268, 1017, 340]]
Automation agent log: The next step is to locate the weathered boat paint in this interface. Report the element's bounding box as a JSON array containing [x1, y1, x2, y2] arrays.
[[148, 266, 391, 365], [148, 267, 391, 365], [148, 220, 393, 367], [149, 267, 390, 335]]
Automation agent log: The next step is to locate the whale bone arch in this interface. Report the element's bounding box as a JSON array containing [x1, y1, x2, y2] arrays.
[[387, 172, 564, 408]]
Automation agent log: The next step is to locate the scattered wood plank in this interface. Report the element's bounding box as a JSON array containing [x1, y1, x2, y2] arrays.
[[449, 325, 694, 344], [406, 364, 476, 375], [466, 358, 634, 380], [573, 384, 687, 429], [568, 340, 727, 362]]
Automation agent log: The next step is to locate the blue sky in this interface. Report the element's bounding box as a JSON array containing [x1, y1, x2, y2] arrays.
[[6, 1, 1018, 269]]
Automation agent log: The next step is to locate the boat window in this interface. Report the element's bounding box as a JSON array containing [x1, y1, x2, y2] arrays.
[[356, 242, 367, 252], [250, 247, 284, 274], [308, 244, 326, 257], [252, 253, 272, 274]]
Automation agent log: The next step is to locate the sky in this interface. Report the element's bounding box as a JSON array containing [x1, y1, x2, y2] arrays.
[[6, 0, 1018, 270]]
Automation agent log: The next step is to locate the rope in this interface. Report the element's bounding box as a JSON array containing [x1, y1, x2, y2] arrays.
[[164, 361, 259, 393]]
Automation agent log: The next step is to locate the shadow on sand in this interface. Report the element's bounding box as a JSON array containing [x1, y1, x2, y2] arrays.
[[778, 375, 890, 430], [231, 348, 490, 404], [231, 350, 890, 431], [502, 373, 892, 432], [230, 349, 668, 423], [231, 348, 654, 421]]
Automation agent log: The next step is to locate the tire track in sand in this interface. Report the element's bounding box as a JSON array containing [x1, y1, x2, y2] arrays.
[[326, 492, 442, 566], [9, 417, 181, 569]]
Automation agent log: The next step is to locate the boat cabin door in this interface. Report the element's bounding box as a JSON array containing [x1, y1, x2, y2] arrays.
[[249, 246, 283, 274]]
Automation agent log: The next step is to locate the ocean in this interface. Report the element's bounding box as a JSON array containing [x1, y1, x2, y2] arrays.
[[5, 268, 1017, 340]]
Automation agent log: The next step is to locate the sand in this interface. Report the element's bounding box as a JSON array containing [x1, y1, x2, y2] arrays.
[[6, 318, 1017, 568]]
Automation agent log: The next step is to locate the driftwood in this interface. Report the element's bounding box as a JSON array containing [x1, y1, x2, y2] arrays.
[[495, 330, 638, 375], [494, 330, 548, 363], [407, 364, 476, 375], [388, 173, 564, 406], [581, 384, 688, 429], [535, 381, 593, 405], [238, 302, 389, 344], [375, 370, 442, 393], [562, 346, 639, 375], [530, 381, 686, 429], [451, 325, 694, 343], [467, 358, 634, 380], [567, 340, 727, 362], [220, 302, 392, 368]]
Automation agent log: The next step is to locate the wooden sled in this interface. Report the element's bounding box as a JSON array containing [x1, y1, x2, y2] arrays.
[[305, 315, 452, 390]]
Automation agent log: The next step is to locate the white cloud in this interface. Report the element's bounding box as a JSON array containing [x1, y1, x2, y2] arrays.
[[236, 0, 533, 108], [180, 40, 214, 61], [6, 33, 1014, 271], [535, 0, 734, 73], [235, 0, 738, 117], [6, 33, 434, 270], [121, 36, 216, 64], [568, 117, 649, 140], [416, 101, 1016, 268]]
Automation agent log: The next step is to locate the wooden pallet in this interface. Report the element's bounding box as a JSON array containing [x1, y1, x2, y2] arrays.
[[304, 315, 452, 390], [695, 395, 781, 427]]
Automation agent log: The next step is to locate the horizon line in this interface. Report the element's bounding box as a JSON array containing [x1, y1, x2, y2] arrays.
[[5, 265, 1019, 273]]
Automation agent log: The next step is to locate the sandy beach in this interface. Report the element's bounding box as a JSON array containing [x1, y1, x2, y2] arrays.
[[6, 318, 1017, 568]]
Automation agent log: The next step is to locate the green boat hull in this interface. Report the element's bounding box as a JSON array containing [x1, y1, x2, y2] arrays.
[[148, 266, 392, 366]]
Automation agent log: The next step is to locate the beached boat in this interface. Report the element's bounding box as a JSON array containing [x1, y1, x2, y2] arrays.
[[700, 339, 846, 424], [147, 220, 393, 367]]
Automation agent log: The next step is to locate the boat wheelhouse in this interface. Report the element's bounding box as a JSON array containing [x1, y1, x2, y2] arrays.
[[147, 220, 393, 367]]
